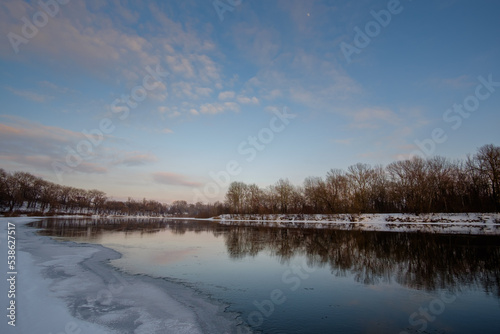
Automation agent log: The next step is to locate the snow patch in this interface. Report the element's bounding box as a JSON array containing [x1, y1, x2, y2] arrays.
[[214, 213, 500, 235]]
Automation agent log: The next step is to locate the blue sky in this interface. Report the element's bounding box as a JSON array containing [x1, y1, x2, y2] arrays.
[[1, 0, 499, 203]]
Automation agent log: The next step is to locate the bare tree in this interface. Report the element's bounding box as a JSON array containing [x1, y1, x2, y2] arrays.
[[426, 157, 455, 212], [303, 176, 326, 213], [324, 169, 350, 213], [475, 144, 500, 210], [0, 168, 10, 209], [271, 179, 295, 214], [89, 189, 107, 214], [369, 165, 391, 213], [170, 200, 188, 215], [225, 182, 248, 214], [387, 158, 430, 213], [246, 184, 264, 214], [262, 186, 279, 214], [347, 163, 374, 213]]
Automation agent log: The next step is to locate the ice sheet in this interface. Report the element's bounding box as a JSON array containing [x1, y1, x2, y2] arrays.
[[0, 218, 247, 334]]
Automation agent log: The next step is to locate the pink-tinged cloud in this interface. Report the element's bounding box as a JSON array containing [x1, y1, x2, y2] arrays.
[[0, 115, 111, 176], [0, 154, 107, 175], [0, 117, 83, 145], [4, 86, 53, 102], [0, 116, 156, 175], [434, 75, 475, 89], [349, 107, 400, 129], [152, 172, 202, 187], [199, 102, 240, 114], [218, 91, 236, 100], [0, 117, 89, 166], [236, 95, 259, 104], [112, 152, 158, 167]]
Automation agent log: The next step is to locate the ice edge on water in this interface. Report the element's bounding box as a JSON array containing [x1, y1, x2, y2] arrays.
[[0, 217, 250, 334]]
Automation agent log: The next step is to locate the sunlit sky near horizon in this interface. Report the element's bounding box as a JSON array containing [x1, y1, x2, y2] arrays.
[[1, 0, 499, 203]]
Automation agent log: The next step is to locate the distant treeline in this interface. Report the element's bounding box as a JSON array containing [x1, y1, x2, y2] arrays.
[[0, 144, 499, 216], [0, 169, 151, 216], [224, 144, 500, 214], [0, 167, 230, 217]]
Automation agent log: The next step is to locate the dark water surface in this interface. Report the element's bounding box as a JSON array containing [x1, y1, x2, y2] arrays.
[[30, 218, 500, 334]]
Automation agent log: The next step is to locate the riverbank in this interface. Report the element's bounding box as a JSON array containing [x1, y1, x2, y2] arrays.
[[214, 213, 500, 235], [6, 212, 500, 235], [0, 217, 246, 334]]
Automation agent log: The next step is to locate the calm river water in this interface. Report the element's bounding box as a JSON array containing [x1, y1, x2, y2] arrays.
[[30, 218, 500, 334]]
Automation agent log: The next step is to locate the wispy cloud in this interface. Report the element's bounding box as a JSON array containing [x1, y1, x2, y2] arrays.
[[0, 116, 106, 174], [0, 115, 84, 147], [432, 75, 476, 89], [4, 86, 53, 102], [350, 107, 400, 129], [231, 22, 281, 66], [0, 0, 223, 106], [111, 151, 158, 167], [332, 138, 353, 145], [237, 95, 259, 104], [152, 172, 202, 187], [246, 51, 361, 115], [199, 102, 240, 114], [157, 106, 181, 118], [0, 154, 107, 175], [162, 128, 174, 134], [0, 116, 158, 175], [38, 81, 71, 94], [218, 91, 235, 100]]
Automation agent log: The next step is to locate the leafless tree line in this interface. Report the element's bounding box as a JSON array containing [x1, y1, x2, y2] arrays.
[[0, 169, 108, 214], [0, 170, 166, 215], [1, 144, 498, 216], [0, 169, 228, 217], [225, 144, 500, 214]]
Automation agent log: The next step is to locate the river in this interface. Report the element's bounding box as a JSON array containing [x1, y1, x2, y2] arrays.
[[30, 218, 500, 334]]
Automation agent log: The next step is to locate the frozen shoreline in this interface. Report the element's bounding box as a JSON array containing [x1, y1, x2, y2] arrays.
[[0, 217, 246, 334], [7, 212, 500, 235], [215, 213, 500, 235]]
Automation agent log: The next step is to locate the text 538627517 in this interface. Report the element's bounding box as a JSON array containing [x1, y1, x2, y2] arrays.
[[7, 222, 17, 327]]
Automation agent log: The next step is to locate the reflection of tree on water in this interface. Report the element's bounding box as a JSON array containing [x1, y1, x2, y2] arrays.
[[226, 226, 500, 295], [30, 218, 500, 296]]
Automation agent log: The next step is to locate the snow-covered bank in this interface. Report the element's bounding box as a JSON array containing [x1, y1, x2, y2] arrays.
[[0, 218, 246, 334], [214, 213, 500, 235]]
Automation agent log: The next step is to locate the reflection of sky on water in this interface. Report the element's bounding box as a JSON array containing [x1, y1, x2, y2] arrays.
[[101, 229, 219, 266], [31, 218, 500, 334]]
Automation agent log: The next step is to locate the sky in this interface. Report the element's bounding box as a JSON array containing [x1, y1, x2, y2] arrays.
[[0, 0, 499, 203]]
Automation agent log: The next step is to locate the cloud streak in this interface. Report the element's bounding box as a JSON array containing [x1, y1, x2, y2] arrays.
[[5, 86, 53, 102], [152, 172, 203, 187], [0, 116, 157, 176]]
